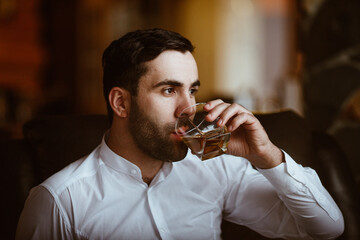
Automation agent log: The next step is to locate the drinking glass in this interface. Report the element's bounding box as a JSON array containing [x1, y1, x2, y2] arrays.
[[175, 103, 231, 160]]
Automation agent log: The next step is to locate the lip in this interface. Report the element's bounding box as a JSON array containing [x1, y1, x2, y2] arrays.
[[175, 126, 189, 135], [171, 132, 182, 141]]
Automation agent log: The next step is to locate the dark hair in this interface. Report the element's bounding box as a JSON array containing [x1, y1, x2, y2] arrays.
[[102, 28, 195, 122]]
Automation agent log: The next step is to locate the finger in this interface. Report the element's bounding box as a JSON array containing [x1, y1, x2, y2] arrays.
[[203, 99, 224, 111], [226, 112, 257, 132], [217, 103, 252, 127], [205, 102, 231, 122]]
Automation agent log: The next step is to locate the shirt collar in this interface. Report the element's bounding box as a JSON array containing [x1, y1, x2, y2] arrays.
[[98, 134, 176, 184]]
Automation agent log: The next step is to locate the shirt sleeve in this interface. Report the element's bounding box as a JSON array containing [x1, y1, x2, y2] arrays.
[[222, 151, 344, 239], [15, 186, 85, 240]]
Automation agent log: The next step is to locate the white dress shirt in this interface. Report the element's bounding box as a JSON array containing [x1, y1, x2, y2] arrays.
[[16, 137, 344, 240]]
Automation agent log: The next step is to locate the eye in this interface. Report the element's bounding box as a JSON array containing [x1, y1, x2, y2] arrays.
[[163, 87, 175, 95], [190, 88, 198, 95]]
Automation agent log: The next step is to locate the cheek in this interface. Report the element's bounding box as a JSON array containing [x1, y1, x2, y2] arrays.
[[135, 102, 165, 128], [135, 90, 177, 125], [148, 108, 171, 126], [145, 101, 175, 123]]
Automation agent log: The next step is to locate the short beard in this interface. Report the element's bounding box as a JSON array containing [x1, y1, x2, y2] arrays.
[[128, 98, 188, 162]]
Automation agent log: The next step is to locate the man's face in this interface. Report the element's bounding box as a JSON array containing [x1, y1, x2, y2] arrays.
[[128, 97, 187, 161], [128, 50, 199, 162]]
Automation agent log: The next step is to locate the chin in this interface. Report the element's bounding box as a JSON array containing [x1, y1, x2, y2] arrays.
[[170, 149, 188, 162]]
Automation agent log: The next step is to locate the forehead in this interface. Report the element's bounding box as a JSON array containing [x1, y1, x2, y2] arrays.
[[139, 50, 198, 87]]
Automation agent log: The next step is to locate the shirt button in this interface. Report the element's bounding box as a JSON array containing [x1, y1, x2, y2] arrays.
[[159, 228, 167, 233], [130, 169, 137, 175]]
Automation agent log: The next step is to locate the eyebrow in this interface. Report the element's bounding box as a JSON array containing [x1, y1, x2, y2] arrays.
[[152, 79, 200, 88]]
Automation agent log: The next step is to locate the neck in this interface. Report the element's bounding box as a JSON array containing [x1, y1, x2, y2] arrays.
[[106, 122, 164, 185]]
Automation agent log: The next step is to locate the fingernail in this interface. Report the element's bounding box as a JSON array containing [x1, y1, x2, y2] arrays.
[[218, 119, 223, 125], [227, 125, 233, 131]]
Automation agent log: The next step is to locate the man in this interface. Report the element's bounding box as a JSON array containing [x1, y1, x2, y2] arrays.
[[16, 28, 344, 239]]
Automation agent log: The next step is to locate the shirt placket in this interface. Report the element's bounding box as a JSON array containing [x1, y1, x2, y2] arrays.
[[146, 187, 174, 240]]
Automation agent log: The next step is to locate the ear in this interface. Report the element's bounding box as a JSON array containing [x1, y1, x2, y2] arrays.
[[108, 87, 131, 118]]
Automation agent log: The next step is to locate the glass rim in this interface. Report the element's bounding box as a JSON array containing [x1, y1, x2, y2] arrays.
[[175, 102, 223, 136], [178, 102, 206, 116]]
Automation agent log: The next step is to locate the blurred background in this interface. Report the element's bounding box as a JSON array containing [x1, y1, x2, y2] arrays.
[[0, 0, 359, 184]]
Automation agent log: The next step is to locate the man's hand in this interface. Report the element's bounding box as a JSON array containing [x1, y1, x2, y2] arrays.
[[204, 99, 284, 169]]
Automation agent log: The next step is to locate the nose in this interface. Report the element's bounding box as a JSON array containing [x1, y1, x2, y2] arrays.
[[175, 98, 196, 118]]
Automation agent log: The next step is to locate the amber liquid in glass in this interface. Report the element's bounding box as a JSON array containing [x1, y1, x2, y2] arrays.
[[181, 127, 230, 160]]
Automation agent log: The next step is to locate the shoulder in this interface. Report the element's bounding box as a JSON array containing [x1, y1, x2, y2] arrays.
[[41, 145, 103, 196], [16, 184, 88, 239]]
